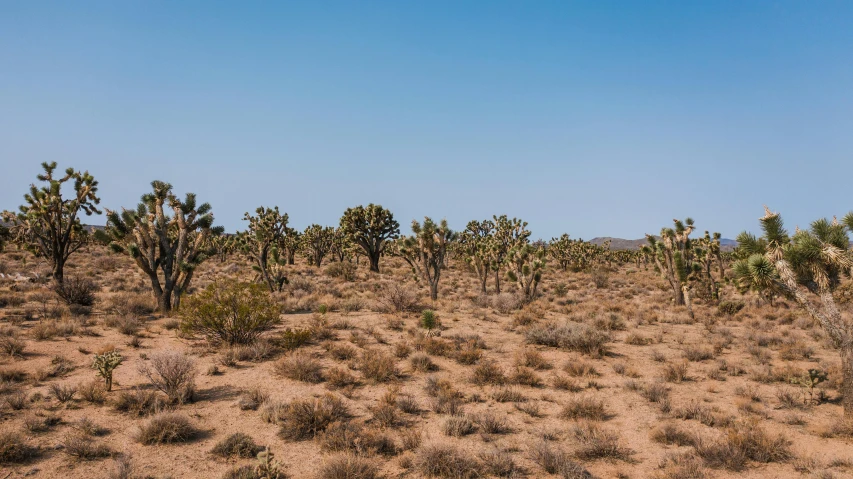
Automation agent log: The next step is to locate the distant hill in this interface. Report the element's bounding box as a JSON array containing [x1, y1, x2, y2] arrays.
[[589, 237, 738, 251]]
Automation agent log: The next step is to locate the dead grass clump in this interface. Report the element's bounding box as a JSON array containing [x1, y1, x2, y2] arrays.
[[443, 415, 477, 437], [211, 433, 262, 458], [683, 346, 715, 362], [642, 382, 671, 403], [819, 420, 853, 438], [471, 361, 506, 386], [560, 396, 609, 421], [478, 449, 521, 477], [0, 431, 38, 464], [78, 380, 107, 404], [662, 361, 689, 383], [376, 283, 419, 313], [275, 353, 324, 383], [651, 423, 696, 446], [107, 293, 155, 316], [673, 402, 730, 427], [138, 350, 196, 404], [279, 394, 350, 440], [238, 387, 269, 411], [528, 441, 593, 478], [48, 383, 77, 403], [359, 349, 399, 383], [572, 421, 633, 460], [136, 412, 198, 445], [695, 420, 791, 470], [415, 444, 481, 479], [492, 293, 524, 314], [113, 388, 166, 416], [563, 360, 598, 377], [0, 336, 26, 357], [472, 411, 511, 434], [655, 452, 708, 479], [318, 454, 381, 479], [526, 323, 609, 357], [410, 354, 438, 372], [516, 348, 552, 370], [553, 375, 583, 392], [62, 433, 112, 460], [326, 367, 358, 389], [318, 421, 397, 456]]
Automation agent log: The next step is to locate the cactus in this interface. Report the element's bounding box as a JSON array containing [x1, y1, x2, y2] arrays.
[[236, 207, 289, 292], [254, 447, 285, 479], [457, 220, 496, 293], [642, 218, 701, 319], [2, 162, 101, 284], [397, 217, 456, 300], [339, 204, 400, 273], [301, 224, 335, 267], [506, 243, 546, 301], [733, 207, 853, 419], [96, 181, 222, 312], [791, 369, 828, 406], [92, 350, 123, 391]]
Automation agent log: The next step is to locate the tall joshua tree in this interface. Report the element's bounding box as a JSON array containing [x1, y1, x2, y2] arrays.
[[236, 207, 289, 292], [97, 181, 222, 312], [733, 207, 853, 419], [489, 215, 530, 293], [330, 227, 354, 262], [340, 204, 400, 273], [506, 243, 546, 301], [281, 226, 301, 265], [2, 162, 101, 283], [397, 217, 456, 300], [302, 224, 335, 267], [458, 219, 495, 294], [643, 218, 700, 319]]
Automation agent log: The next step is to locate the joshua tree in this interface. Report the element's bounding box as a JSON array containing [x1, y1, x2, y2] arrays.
[[2, 162, 101, 283], [489, 215, 530, 293], [301, 224, 335, 267], [693, 231, 724, 300], [0, 224, 8, 252], [281, 226, 301, 265], [340, 204, 400, 273], [506, 243, 546, 301], [330, 227, 355, 262], [92, 350, 123, 391], [397, 217, 456, 300], [209, 234, 235, 263], [236, 207, 288, 292], [97, 181, 222, 312], [643, 218, 700, 319], [457, 219, 495, 294], [733, 207, 853, 419]]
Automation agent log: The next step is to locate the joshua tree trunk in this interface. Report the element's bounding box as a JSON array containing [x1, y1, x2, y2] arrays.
[[368, 252, 380, 273], [683, 285, 694, 320], [429, 281, 439, 301], [53, 262, 64, 284], [841, 344, 853, 420], [494, 270, 501, 294], [479, 275, 487, 294]]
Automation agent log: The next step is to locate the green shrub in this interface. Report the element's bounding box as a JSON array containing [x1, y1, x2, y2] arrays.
[[717, 301, 745, 316], [180, 280, 280, 345]]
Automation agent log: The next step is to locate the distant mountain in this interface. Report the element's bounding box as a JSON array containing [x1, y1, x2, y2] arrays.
[[589, 236, 738, 251]]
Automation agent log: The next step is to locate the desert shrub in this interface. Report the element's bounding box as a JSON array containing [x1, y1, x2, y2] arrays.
[[471, 361, 506, 386], [472, 411, 511, 434], [0, 431, 38, 464], [5, 392, 27, 410], [553, 282, 568, 298], [30, 321, 57, 341], [0, 336, 25, 357], [443, 415, 477, 437], [376, 283, 419, 313], [49, 383, 77, 403], [138, 350, 197, 404], [107, 293, 155, 316], [410, 354, 438, 373], [662, 361, 689, 383], [113, 388, 166, 416], [526, 323, 609, 357], [683, 346, 715, 362], [278, 394, 350, 440], [318, 422, 397, 456], [478, 448, 520, 477], [275, 353, 324, 383], [512, 366, 543, 386], [516, 348, 552, 370], [717, 301, 745, 316], [62, 433, 111, 460], [492, 293, 523, 314], [114, 316, 142, 336], [234, 339, 276, 362], [560, 396, 609, 421], [326, 262, 357, 281], [238, 387, 269, 411], [53, 276, 97, 307], [590, 268, 609, 289], [415, 444, 481, 479], [656, 452, 708, 479], [0, 293, 25, 308], [325, 367, 358, 389], [180, 280, 280, 345], [564, 361, 598, 377], [528, 441, 592, 478], [641, 382, 671, 403], [358, 349, 398, 383], [572, 422, 633, 460], [274, 328, 312, 351], [327, 343, 358, 361], [651, 423, 696, 446], [136, 412, 198, 444], [492, 387, 526, 402], [318, 454, 380, 479], [211, 433, 262, 458]]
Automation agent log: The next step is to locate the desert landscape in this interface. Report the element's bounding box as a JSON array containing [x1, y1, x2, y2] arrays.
[[0, 170, 852, 479]]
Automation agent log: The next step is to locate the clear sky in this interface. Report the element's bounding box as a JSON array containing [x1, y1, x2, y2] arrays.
[[2, 1, 852, 240]]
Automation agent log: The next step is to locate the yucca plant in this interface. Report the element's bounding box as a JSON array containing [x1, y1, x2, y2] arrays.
[[236, 206, 289, 292], [733, 207, 853, 419], [643, 218, 701, 319], [397, 217, 456, 300]]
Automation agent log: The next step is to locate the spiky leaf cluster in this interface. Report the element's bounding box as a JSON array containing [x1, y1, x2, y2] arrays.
[[2, 162, 101, 283]]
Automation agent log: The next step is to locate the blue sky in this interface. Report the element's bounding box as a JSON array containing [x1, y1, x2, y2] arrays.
[[2, 1, 852, 240]]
